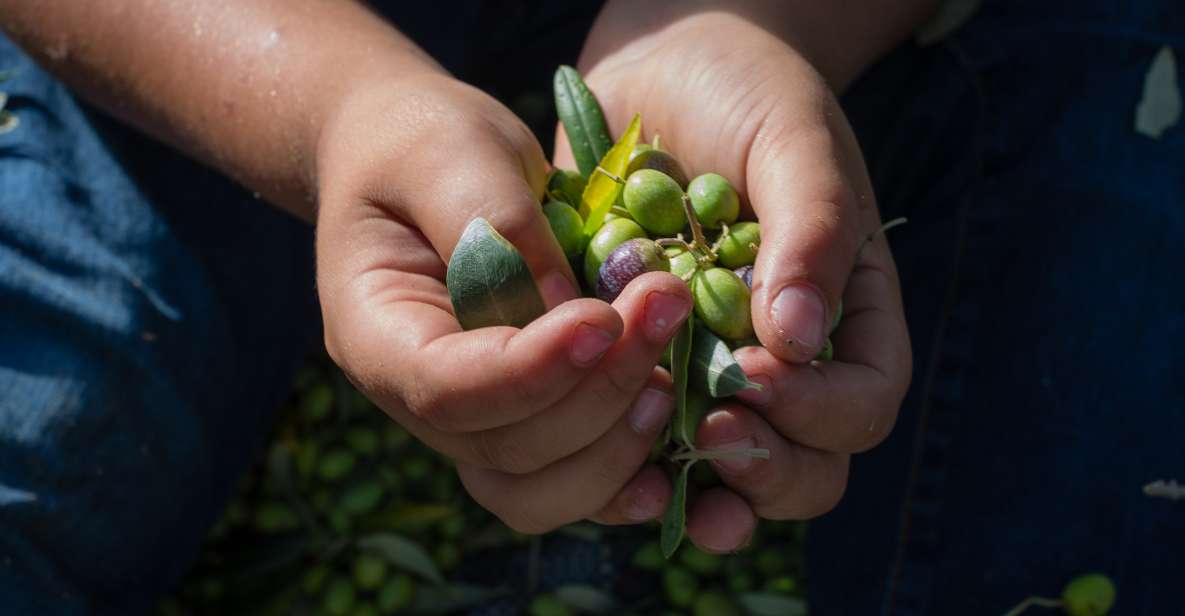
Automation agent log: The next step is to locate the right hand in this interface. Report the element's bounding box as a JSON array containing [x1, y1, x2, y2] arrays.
[[314, 70, 691, 533]]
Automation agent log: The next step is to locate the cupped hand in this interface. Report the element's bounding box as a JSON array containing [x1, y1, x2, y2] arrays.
[[315, 70, 692, 532], [558, 9, 912, 551]]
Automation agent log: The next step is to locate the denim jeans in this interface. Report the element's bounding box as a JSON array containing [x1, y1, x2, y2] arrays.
[[1, 1, 1182, 614]]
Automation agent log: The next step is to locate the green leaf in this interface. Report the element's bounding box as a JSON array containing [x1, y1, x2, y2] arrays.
[[737, 592, 808, 616], [581, 114, 642, 235], [554, 584, 618, 614], [359, 504, 456, 534], [673, 388, 713, 451], [690, 323, 762, 398], [1135, 46, 1181, 139], [446, 218, 546, 330], [357, 532, 444, 585], [409, 583, 506, 615], [660, 461, 695, 558], [553, 65, 614, 179], [671, 315, 695, 447]]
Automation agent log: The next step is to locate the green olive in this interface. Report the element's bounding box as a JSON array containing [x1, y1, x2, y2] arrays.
[[763, 576, 799, 594], [543, 200, 586, 259], [353, 554, 388, 590], [716, 221, 760, 268], [693, 591, 741, 616], [627, 145, 690, 187], [687, 173, 740, 229], [377, 573, 416, 614], [322, 577, 356, 616], [631, 541, 665, 572], [1061, 574, 1116, 616], [583, 218, 647, 288], [318, 449, 356, 482], [622, 169, 687, 236], [666, 248, 698, 280], [692, 268, 754, 340], [663, 566, 699, 608], [547, 169, 586, 208], [755, 548, 788, 577], [727, 571, 756, 593], [340, 480, 386, 516], [345, 427, 380, 456], [678, 545, 723, 576], [401, 457, 433, 483]]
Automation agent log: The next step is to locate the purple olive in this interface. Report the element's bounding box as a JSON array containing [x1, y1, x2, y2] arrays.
[[734, 265, 753, 289], [596, 238, 669, 302]]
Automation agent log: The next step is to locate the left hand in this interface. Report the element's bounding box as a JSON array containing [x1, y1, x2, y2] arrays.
[[554, 8, 913, 551]]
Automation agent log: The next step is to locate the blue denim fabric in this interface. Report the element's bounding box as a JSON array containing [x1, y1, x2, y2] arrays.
[[809, 2, 1185, 614], [2, 1, 1184, 614]]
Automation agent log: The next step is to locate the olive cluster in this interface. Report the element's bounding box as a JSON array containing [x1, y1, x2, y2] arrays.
[[543, 143, 765, 346]]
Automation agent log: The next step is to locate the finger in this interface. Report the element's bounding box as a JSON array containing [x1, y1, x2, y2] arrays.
[[588, 464, 672, 525], [461, 274, 689, 473], [747, 100, 876, 362], [685, 487, 758, 554], [455, 367, 675, 533], [732, 254, 911, 453], [695, 403, 850, 520]]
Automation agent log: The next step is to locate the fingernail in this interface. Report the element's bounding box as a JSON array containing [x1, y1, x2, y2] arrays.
[[628, 388, 675, 435], [708, 437, 758, 473], [540, 270, 579, 309], [734, 374, 772, 407], [770, 284, 827, 352], [644, 292, 691, 341], [571, 323, 615, 366]]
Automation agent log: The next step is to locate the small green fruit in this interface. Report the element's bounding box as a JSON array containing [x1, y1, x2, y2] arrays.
[[763, 575, 799, 594], [322, 577, 356, 616], [666, 248, 698, 280], [543, 200, 586, 259], [755, 548, 788, 577], [716, 221, 760, 268], [377, 574, 416, 614], [529, 594, 574, 616], [688, 173, 740, 229], [353, 554, 388, 590], [340, 480, 386, 516], [692, 268, 754, 340], [401, 457, 432, 483], [727, 571, 756, 593], [547, 169, 587, 208], [1061, 573, 1116, 616], [583, 218, 647, 288], [627, 145, 690, 187], [631, 541, 665, 571], [663, 566, 698, 608], [693, 591, 741, 616], [678, 545, 722, 576], [318, 449, 356, 482], [623, 169, 687, 236], [345, 427, 380, 456]]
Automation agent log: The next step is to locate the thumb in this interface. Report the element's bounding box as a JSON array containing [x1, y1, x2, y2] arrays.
[[747, 112, 871, 363]]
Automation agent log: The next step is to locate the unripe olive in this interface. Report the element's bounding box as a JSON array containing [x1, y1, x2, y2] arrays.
[[663, 566, 698, 608], [318, 449, 356, 482], [622, 169, 687, 236], [596, 238, 669, 302], [678, 545, 723, 576], [755, 548, 788, 577], [543, 200, 586, 259], [763, 575, 798, 594], [583, 218, 647, 288], [345, 427, 380, 456], [687, 173, 740, 229], [377, 574, 416, 613], [340, 480, 386, 516], [631, 541, 665, 572], [353, 554, 388, 590], [692, 268, 754, 341], [667, 248, 698, 280], [727, 571, 756, 593], [400, 457, 432, 483], [717, 221, 760, 268], [693, 591, 741, 616], [1061, 573, 1116, 616], [322, 577, 356, 616], [627, 145, 690, 188], [547, 169, 586, 209]]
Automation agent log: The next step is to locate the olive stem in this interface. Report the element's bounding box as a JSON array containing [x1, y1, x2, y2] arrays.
[[856, 216, 909, 260], [681, 194, 711, 255], [610, 205, 632, 218], [670, 447, 771, 462], [593, 166, 627, 185], [1000, 596, 1062, 616], [656, 238, 693, 251]]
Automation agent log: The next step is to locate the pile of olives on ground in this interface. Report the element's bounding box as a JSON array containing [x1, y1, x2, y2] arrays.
[[544, 145, 766, 346]]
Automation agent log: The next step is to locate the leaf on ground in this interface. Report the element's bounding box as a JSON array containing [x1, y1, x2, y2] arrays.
[[581, 114, 641, 235], [915, 0, 981, 46], [660, 461, 694, 558], [357, 532, 444, 585], [1135, 46, 1182, 139], [446, 218, 546, 331]]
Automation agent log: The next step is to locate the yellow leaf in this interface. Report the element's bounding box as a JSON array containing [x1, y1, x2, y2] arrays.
[[581, 113, 641, 236]]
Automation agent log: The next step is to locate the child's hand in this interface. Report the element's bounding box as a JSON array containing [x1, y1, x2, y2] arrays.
[[315, 71, 692, 532], [560, 7, 914, 551]]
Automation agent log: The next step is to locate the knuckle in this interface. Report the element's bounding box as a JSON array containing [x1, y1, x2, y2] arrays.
[[471, 429, 543, 474], [499, 508, 558, 535]]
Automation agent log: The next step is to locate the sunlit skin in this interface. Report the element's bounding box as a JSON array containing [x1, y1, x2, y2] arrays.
[[1, 0, 932, 550]]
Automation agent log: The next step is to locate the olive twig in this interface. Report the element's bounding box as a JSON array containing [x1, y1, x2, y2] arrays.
[[681, 194, 710, 252], [1000, 596, 1062, 616], [593, 166, 627, 185], [610, 205, 632, 218], [656, 238, 694, 251]]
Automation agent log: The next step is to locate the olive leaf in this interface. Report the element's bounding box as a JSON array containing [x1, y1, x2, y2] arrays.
[[581, 113, 642, 234], [357, 532, 444, 585], [671, 315, 695, 447], [1135, 46, 1181, 139], [554, 584, 618, 614], [690, 322, 763, 398], [737, 592, 808, 616], [672, 388, 713, 451], [660, 460, 695, 558], [553, 65, 614, 179], [446, 218, 546, 331]]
